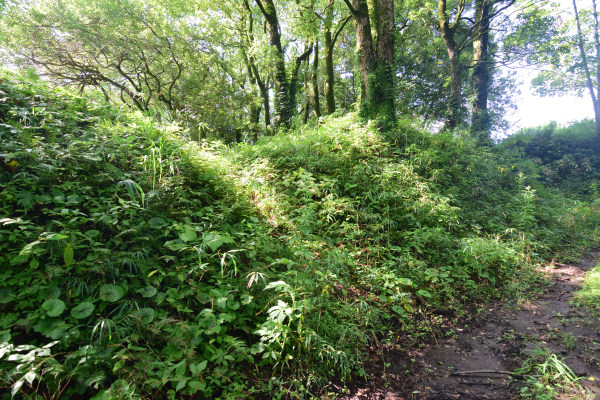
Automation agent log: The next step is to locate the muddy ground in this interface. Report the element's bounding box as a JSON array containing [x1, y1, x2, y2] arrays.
[[335, 249, 600, 399]]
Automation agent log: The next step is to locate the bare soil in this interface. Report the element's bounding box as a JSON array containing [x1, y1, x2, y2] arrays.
[[335, 249, 600, 400]]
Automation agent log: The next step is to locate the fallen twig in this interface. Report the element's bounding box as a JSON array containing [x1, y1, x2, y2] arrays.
[[452, 370, 519, 376]]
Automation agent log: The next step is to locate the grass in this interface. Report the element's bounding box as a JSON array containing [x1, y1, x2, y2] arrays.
[[516, 345, 591, 400], [573, 259, 600, 317]]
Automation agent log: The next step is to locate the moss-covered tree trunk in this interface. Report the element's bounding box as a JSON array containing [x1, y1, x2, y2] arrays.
[[344, 0, 395, 127], [470, 0, 491, 144], [324, 4, 337, 114], [312, 41, 321, 119], [375, 0, 395, 125], [438, 0, 465, 130], [255, 0, 292, 128]]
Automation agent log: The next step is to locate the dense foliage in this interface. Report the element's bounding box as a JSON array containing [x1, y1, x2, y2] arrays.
[[1, 73, 599, 399]]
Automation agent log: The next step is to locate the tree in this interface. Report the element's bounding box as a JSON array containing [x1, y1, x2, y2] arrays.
[[241, 0, 271, 131], [470, 0, 514, 142], [2, 0, 185, 112], [572, 0, 600, 143], [254, 0, 313, 129], [470, 0, 492, 140], [322, 0, 352, 114], [510, 0, 600, 145], [343, 0, 396, 126], [437, 0, 467, 129]]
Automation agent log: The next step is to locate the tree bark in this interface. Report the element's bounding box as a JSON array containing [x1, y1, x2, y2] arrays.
[[593, 0, 600, 146], [375, 0, 395, 124], [344, 0, 395, 126], [251, 63, 271, 128], [324, 3, 351, 115], [312, 41, 321, 118], [290, 45, 314, 123], [324, 3, 337, 114], [470, 0, 491, 143], [438, 0, 465, 130], [573, 0, 600, 144], [255, 0, 292, 128]]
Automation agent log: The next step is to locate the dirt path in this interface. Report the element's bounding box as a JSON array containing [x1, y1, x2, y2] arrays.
[[337, 249, 600, 400]]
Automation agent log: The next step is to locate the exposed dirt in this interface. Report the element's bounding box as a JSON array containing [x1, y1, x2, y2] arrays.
[[335, 249, 600, 400]]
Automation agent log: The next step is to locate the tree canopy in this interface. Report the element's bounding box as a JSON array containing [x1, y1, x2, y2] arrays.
[[2, 0, 567, 140]]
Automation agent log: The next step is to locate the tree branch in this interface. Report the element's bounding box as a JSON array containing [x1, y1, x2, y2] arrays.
[[333, 15, 352, 46]]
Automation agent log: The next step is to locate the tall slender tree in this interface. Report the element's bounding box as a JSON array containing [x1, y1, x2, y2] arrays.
[[322, 1, 352, 114], [254, 0, 293, 127], [470, 0, 491, 141], [437, 0, 466, 130], [573, 0, 600, 144]]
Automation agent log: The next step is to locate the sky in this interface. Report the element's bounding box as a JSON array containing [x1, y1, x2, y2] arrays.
[[501, 0, 596, 136], [505, 75, 594, 134]]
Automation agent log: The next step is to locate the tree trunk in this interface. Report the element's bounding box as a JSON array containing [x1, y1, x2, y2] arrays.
[[574, 0, 600, 145], [303, 60, 311, 124], [324, 4, 351, 115], [344, 0, 395, 126], [244, 0, 270, 131], [438, 0, 465, 130], [470, 0, 491, 143], [312, 41, 321, 118], [593, 0, 600, 146], [353, 0, 378, 117], [255, 0, 292, 128], [374, 0, 395, 125], [290, 45, 314, 124], [324, 4, 336, 114], [252, 64, 271, 129]]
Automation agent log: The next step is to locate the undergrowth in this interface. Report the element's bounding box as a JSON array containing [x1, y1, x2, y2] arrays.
[[1, 72, 599, 399]]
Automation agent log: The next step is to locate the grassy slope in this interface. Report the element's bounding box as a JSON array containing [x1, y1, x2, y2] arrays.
[[1, 74, 599, 399]]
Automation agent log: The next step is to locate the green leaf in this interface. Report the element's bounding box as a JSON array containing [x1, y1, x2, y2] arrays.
[[174, 360, 186, 376], [42, 299, 65, 317], [178, 226, 197, 242], [0, 330, 11, 343], [202, 232, 234, 251], [0, 288, 15, 304], [190, 360, 207, 374], [99, 285, 125, 302], [66, 195, 84, 203], [10, 253, 29, 265], [137, 308, 155, 324], [46, 233, 68, 241], [416, 289, 432, 298], [48, 323, 72, 340], [85, 230, 101, 238], [11, 377, 25, 397], [71, 302, 95, 319], [138, 286, 157, 298], [63, 243, 74, 266], [39, 286, 60, 300], [148, 217, 166, 229], [392, 305, 405, 315], [175, 379, 186, 392], [188, 380, 205, 391]]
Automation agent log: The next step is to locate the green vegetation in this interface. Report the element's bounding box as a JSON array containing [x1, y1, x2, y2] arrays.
[[516, 345, 589, 400], [574, 259, 600, 317], [1, 71, 599, 399]]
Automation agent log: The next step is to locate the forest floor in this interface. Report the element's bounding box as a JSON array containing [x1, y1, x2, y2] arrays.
[[335, 249, 600, 400]]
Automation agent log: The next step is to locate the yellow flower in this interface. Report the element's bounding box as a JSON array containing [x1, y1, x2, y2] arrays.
[[6, 160, 18, 172]]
